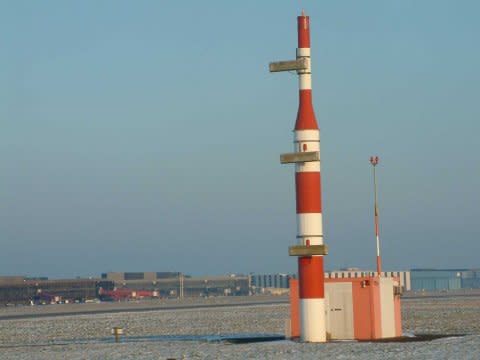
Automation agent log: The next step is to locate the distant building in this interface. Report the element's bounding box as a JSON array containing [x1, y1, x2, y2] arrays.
[[460, 269, 480, 288], [0, 276, 113, 305], [249, 273, 294, 296], [0, 276, 25, 285], [249, 273, 294, 291], [410, 269, 464, 291], [101, 272, 180, 282], [101, 272, 249, 297]]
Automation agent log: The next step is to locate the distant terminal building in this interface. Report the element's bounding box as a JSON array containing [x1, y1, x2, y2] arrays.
[[0, 276, 113, 305], [249, 274, 294, 291], [461, 269, 480, 288], [0, 276, 25, 285], [101, 272, 249, 297], [410, 269, 480, 291], [101, 272, 180, 282]]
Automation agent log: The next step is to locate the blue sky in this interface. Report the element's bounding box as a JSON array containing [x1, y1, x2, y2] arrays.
[[1, 1, 479, 278]]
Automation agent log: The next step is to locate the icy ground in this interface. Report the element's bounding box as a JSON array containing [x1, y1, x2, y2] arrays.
[[1, 296, 480, 359]]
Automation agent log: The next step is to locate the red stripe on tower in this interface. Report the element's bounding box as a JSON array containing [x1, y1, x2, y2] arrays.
[[298, 256, 325, 298], [295, 90, 318, 130], [295, 172, 322, 213]]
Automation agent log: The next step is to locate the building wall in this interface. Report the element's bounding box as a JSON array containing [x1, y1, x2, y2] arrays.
[[108, 274, 249, 298], [0, 276, 25, 285], [101, 272, 180, 282], [460, 270, 480, 288], [249, 274, 294, 290], [379, 278, 396, 338], [326, 271, 411, 291], [0, 279, 112, 305], [410, 269, 464, 291]]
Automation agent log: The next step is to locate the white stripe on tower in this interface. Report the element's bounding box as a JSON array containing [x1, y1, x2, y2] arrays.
[[295, 13, 326, 343]]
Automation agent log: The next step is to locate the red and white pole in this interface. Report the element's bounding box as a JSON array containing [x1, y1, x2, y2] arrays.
[[295, 14, 326, 343], [370, 156, 382, 275], [269, 12, 326, 342]]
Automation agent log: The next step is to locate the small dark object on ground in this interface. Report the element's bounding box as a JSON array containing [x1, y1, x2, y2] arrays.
[[223, 335, 286, 344]]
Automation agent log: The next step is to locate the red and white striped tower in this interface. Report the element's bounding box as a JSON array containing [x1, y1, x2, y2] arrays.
[[370, 156, 382, 275], [270, 12, 327, 342], [295, 13, 326, 343]]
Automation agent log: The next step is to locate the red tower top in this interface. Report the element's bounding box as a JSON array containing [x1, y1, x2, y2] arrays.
[[297, 14, 310, 48], [295, 91, 318, 130], [295, 13, 318, 131]]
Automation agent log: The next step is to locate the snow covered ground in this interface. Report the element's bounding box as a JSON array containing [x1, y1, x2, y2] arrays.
[[1, 295, 479, 359]]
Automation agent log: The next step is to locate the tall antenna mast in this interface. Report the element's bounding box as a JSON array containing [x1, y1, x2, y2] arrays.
[[370, 156, 382, 275]]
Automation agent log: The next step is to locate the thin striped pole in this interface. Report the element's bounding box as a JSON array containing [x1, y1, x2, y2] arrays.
[[370, 156, 382, 275]]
